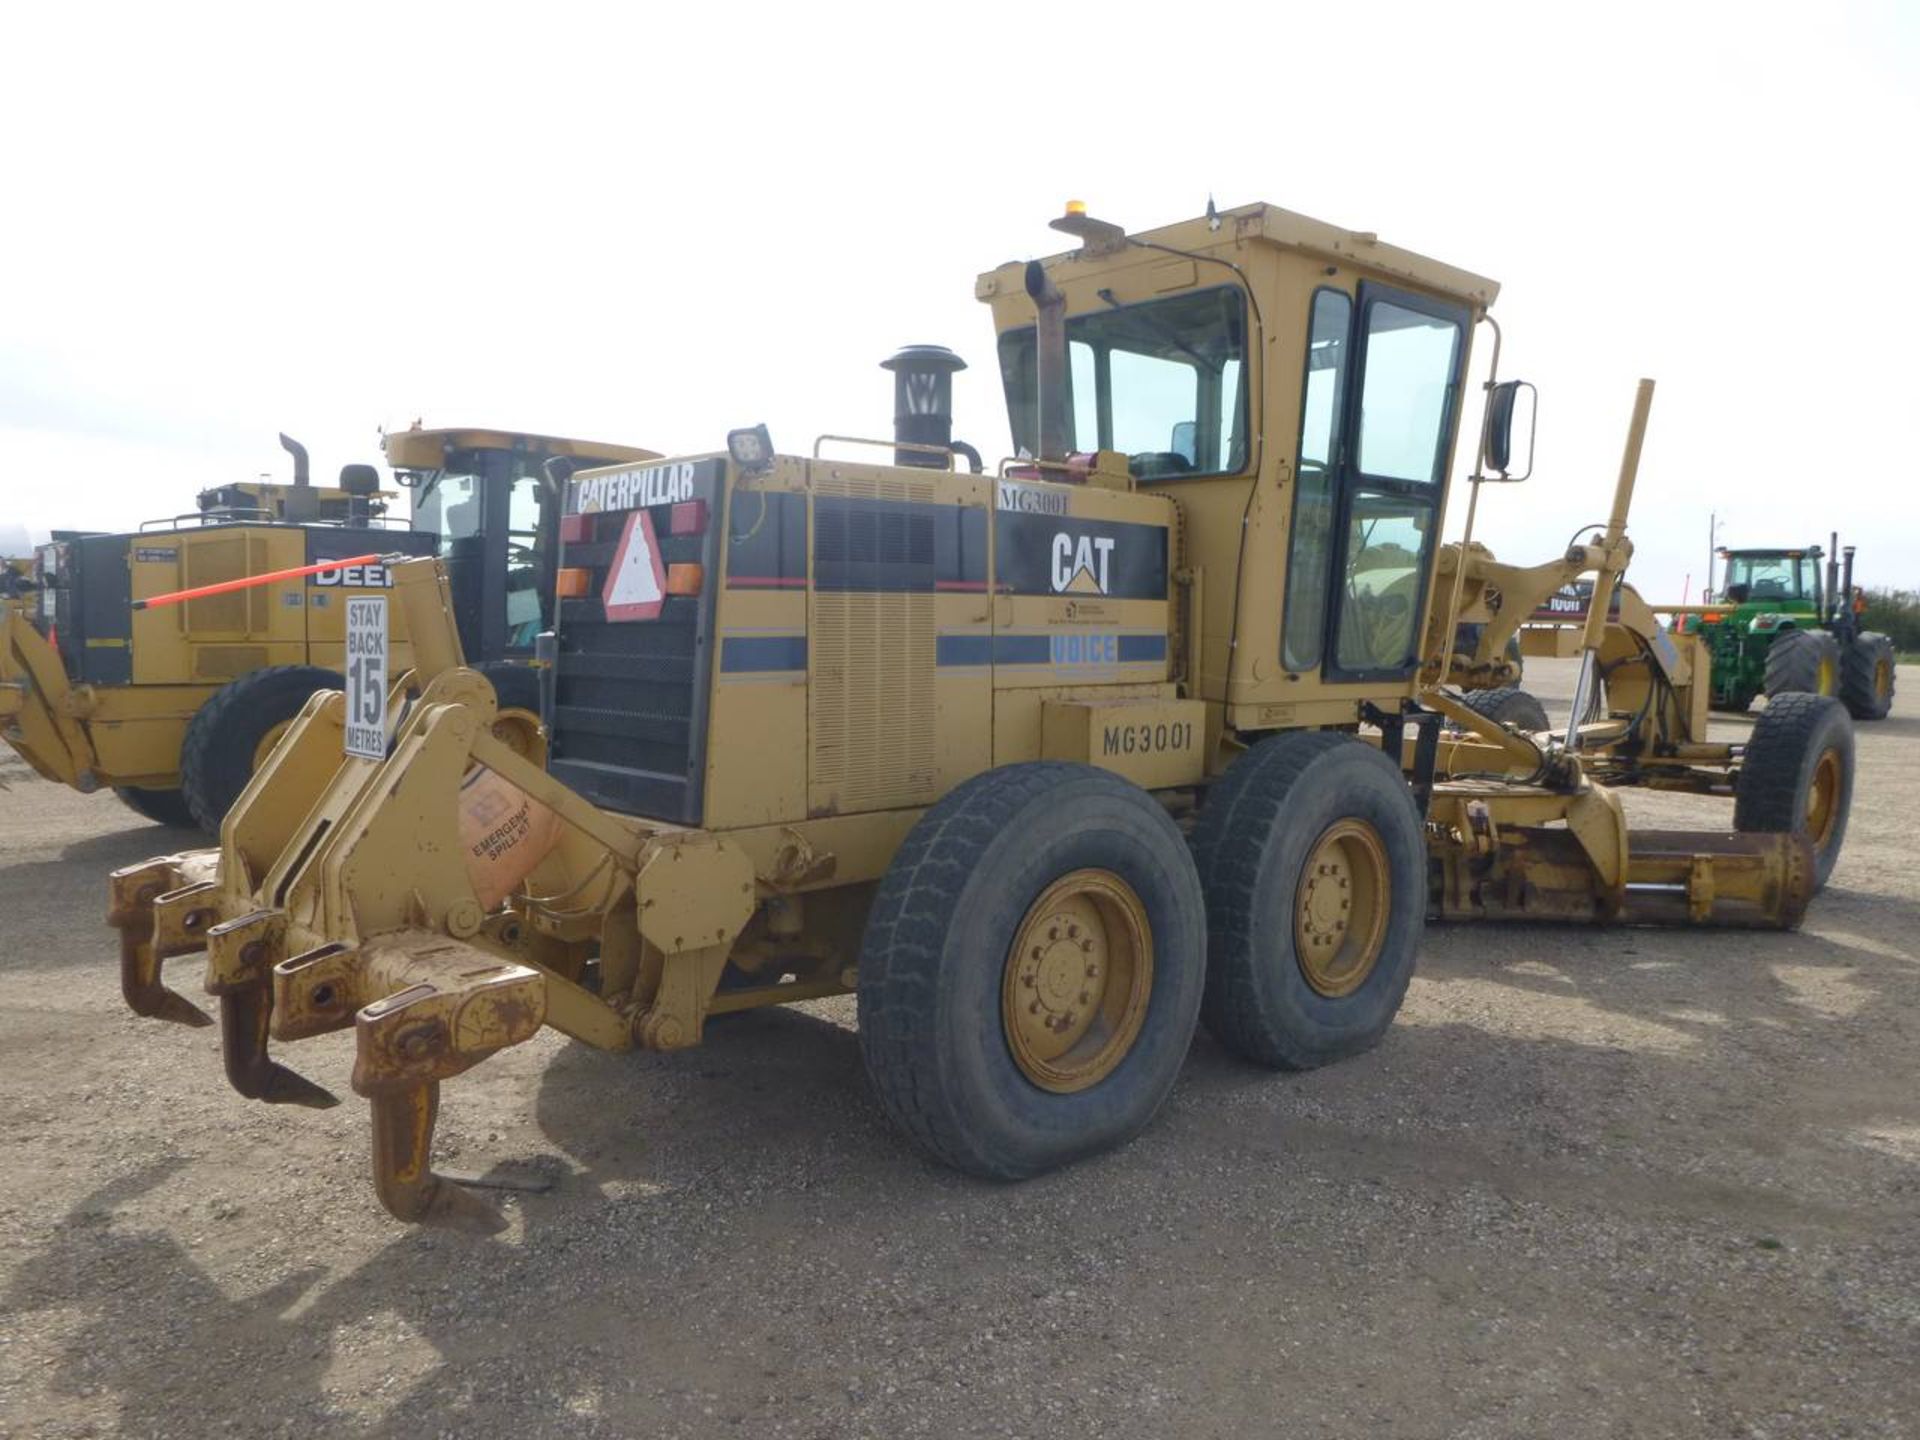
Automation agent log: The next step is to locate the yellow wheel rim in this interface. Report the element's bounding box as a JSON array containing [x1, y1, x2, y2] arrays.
[[1806, 749, 1842, 848], [489, 706, 544, 762], [1002, 869, 1153, 1093], [1876, 658, 1893, 703], [251, 719, 294, 772], [1294, 819, 1390, 999], [1816, 655, 1836, 696]]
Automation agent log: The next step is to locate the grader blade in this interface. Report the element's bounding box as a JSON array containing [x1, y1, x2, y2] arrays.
[[1434, 824, 1814, 928], [1619, 830, 1817, 929]]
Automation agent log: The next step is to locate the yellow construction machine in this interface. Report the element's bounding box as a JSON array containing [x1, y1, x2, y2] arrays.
[[105, 203, 1850, 1228], [2, 427, 654, 829]]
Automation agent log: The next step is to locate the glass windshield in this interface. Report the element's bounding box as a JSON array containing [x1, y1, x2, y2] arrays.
[[1000, 286, 1249, 480], [1722, 555, 1813, 602], [1355, 300, 1462, 485], [410, 474, 483, 556], [1335, 496, 1431, 671]]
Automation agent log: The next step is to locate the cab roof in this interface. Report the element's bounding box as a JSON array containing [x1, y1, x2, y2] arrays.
[[978, 201, 1500, 310], [381, 427, 659, 470]]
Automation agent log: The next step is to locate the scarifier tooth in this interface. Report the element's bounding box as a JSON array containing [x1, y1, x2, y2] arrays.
[[289, 931, 549, 1227], [203, 908, 337, 1107], [108, 859, 211, 1027]]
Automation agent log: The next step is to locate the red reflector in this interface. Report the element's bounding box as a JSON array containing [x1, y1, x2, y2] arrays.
[[670, 500, 709, 536], [559, 513, 592, 545]]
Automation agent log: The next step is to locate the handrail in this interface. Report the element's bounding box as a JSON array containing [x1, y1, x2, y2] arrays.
[[810, 434, 956, 468]]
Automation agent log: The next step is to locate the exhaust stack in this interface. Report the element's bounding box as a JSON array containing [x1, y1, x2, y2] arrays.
[[1024, 260, 1070, 464]]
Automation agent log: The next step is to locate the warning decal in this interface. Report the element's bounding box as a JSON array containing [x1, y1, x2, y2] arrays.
[[602, 508, 668, 621]]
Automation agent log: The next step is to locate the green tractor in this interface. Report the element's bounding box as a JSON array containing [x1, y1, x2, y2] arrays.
[[1679, 536, 1896, 719]]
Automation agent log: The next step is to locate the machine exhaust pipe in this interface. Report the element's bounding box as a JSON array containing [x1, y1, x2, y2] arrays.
[[1024, 260, 1070, 464], [279, 433, 311, 488]]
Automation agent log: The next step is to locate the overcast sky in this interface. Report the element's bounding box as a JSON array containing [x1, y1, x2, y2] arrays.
[[3, 1, 1914, 601]]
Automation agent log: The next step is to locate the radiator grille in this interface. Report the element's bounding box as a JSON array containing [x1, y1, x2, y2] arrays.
[[546, 463, 722, 825]]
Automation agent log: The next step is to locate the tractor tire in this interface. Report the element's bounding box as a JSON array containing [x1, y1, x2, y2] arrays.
[[856, 763, 1206, 1180], [1734, 692, 1853, 890], [1840, 633, 1896, 721], [1763, 628, 1841, 701], [112, 785, 198, 828], [179, 664, 343, 833], [1190, 731, 1426, 1070], [474, 660, 546, 762], [1458, 685, 1550, 733]]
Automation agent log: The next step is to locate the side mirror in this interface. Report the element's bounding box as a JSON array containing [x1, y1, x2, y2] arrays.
[[1482, 379, 1537, 480], [1169, 420, 1197, 465]]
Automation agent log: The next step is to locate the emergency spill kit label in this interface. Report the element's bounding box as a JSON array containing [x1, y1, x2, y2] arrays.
[[344, 595, 388, 760]]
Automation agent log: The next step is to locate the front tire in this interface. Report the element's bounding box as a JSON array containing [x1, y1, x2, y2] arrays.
[[1191, 732, 1426, 1070], [856, 763, 1206, 1180], [179, 664, 343, 833], [1735, 692, 1853, 889]]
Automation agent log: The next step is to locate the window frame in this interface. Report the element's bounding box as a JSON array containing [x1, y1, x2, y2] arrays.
[[1279, 284, 1355, 674]]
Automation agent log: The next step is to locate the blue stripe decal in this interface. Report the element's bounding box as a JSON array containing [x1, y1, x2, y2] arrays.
[[993, 634, 1052, 665], [721, 635, 807, 672], [1118, 633, 1167, 663], [936, 634, 992, 667]]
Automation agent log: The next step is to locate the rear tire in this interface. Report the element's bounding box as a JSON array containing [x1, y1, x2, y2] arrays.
[[179, 664, 343, 833], [1840, 633, 1896, 721], [1735, 692, 1853, 889], [1763, 628, 1841, 700], [112, 785, 197, 828], [1191, 732, 1426, 1070], [1458, 685, 1549, 733], [856, 763, 1206, 1179]]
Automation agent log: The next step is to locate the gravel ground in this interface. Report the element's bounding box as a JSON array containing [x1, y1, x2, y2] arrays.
[[1, 658, 1915, 1439]]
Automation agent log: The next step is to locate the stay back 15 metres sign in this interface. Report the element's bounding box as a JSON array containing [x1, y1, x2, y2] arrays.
[[344, 595, 388, 760]]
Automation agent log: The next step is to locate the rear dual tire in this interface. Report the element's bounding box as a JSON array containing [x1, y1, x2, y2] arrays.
[[856, 739, 1427, 1181], [856, 764, 1206, 1180], [1190, 732, 1426, 1070], [1839, 633, 1896, 721], [1763, 629, 1841, 702]]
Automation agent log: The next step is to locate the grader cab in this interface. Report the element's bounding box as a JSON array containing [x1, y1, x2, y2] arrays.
[[106, 202, 1849, 1228]]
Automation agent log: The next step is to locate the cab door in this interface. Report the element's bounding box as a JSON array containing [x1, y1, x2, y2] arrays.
[[1279, 282, 1469, 684]]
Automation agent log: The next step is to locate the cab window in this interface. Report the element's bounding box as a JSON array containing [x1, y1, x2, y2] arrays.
[[1722, 556, 1812, 602], [1000, 286, 1249, 479]]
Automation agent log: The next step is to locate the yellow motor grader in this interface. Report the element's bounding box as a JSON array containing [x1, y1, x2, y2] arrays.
[[105, 202, 1850, 1229]]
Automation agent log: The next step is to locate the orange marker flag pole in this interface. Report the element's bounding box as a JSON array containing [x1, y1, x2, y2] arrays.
[[131, 553, 384, 611]]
